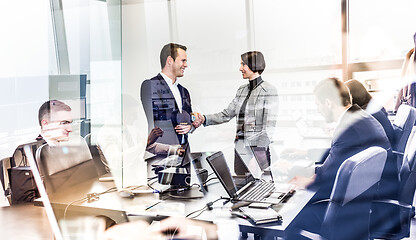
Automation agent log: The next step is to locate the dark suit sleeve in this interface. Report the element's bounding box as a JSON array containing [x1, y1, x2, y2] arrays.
[[309, 128, 362, 200], [140, 80, 154, 132]]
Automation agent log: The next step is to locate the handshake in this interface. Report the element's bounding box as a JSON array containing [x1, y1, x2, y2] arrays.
[[191, 112, 205, 128]]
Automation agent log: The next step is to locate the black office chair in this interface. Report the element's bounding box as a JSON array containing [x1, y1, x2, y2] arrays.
[[370, 126, 416, 239], [300, 146, 387, 240]]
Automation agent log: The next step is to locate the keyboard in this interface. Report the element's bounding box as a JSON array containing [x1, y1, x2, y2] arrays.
[[239, 181, 275, 202]]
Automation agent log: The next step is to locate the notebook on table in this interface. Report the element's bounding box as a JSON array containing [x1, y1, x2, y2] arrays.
[[239, 206, 282, 225], [206, 151, 294, 205]]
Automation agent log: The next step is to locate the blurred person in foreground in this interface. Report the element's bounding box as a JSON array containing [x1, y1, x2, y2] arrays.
[[102, 217, 234, 240]]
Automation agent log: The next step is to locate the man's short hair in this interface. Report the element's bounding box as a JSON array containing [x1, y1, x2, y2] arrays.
[[314, 77, 352, 107], [160, 43, 187, 69], [38, 100, 72, 126], [241, 51, 266, 75]]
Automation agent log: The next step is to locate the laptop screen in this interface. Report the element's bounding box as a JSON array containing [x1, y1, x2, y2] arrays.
[[251, 147, 270, 171], [234, 140, 263, 179], [206, 151, 256, 198], [206, 151, 238, 197]]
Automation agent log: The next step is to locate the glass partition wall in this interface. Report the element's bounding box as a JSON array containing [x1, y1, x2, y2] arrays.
[[2, 0, 415, 187]]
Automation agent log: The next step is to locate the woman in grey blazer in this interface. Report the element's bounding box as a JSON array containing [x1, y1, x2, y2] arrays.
[[195, 51, 278, 170]]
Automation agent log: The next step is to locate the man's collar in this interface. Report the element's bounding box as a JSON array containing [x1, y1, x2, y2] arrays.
[[160, 72, 178, 86], [335, 104, 352, 129], [40, 133, 58, 146]]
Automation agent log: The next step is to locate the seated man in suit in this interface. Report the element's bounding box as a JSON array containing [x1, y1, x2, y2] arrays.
[[285, 78, 393, 240]]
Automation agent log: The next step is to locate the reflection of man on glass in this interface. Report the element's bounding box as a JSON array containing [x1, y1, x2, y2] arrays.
[[141, 43, 193, 147], [38, 100, 73, 145], [6, 100, 77, 204]]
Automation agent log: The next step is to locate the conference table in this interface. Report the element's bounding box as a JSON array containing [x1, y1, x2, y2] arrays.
[[1, 147, 318, 240]]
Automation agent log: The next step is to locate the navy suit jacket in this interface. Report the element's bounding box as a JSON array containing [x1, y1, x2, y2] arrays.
[[141, 74, 193, 145], [371, 107, 395, 148], [309, 104, 397, 201]]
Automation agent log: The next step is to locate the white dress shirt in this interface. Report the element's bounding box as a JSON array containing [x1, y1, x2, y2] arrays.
[[160, 72, 182, 113]]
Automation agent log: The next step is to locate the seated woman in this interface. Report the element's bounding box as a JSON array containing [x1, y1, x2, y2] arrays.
[[345, 79, 395, 146]]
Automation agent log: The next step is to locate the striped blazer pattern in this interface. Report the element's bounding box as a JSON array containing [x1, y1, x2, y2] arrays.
[[205, 80, 278, 147]]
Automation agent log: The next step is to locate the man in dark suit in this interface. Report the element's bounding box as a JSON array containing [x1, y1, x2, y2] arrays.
[[285, 78, 394, 240], [141, 43, 193, 146]]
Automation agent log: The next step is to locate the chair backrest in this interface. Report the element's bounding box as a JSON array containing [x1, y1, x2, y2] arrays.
[[321, 147, 387, 240], [399, 126, 416, 205], [84, 133, 109, 176], [35, 137, 100, 194], [393, 104, 416, 153]]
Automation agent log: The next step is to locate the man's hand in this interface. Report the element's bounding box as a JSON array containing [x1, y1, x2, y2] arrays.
[[158, 217, 218, 240], [102, 217, 218, 240], [177, 147, 185, 156], [175, 124, 192, 135], [192, 112, 205, 128], [147, 127, 164, 146], [289, 175, 316, 189], [102, 220, 154, 240], [280, 148, 308, 159]]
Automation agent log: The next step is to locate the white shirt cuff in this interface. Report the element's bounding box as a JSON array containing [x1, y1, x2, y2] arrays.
[[214, 219, 240, 240]]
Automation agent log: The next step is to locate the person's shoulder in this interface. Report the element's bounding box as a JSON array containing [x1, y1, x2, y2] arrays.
[[142, 74, 162, 87], [260, 80, 278, 94], [149, 73, 163, 81], [237, 83, 248, 91]]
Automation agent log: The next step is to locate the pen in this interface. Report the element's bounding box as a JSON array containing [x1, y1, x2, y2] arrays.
[[145, 201, 162, 211], [230, 210, 247, 219]]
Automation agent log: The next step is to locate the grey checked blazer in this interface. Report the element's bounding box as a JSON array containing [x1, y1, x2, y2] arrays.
[[205, 80, 278, 147]]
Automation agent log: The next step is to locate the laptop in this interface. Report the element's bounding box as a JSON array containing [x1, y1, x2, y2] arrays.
[[295, 117, 331, 139], [206, 151, 294, 205]]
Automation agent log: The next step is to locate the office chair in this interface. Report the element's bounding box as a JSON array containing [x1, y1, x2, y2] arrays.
[[392, 104, 416, 169], [84, 133, 110, 175], [35, 137, 101, 194], [370, 126, 416, 239], [300, 147, 387, 240]]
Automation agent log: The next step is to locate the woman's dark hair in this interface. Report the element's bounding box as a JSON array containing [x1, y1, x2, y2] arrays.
[[241, 51, 266, 74], [345, 79, 372, 109]]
